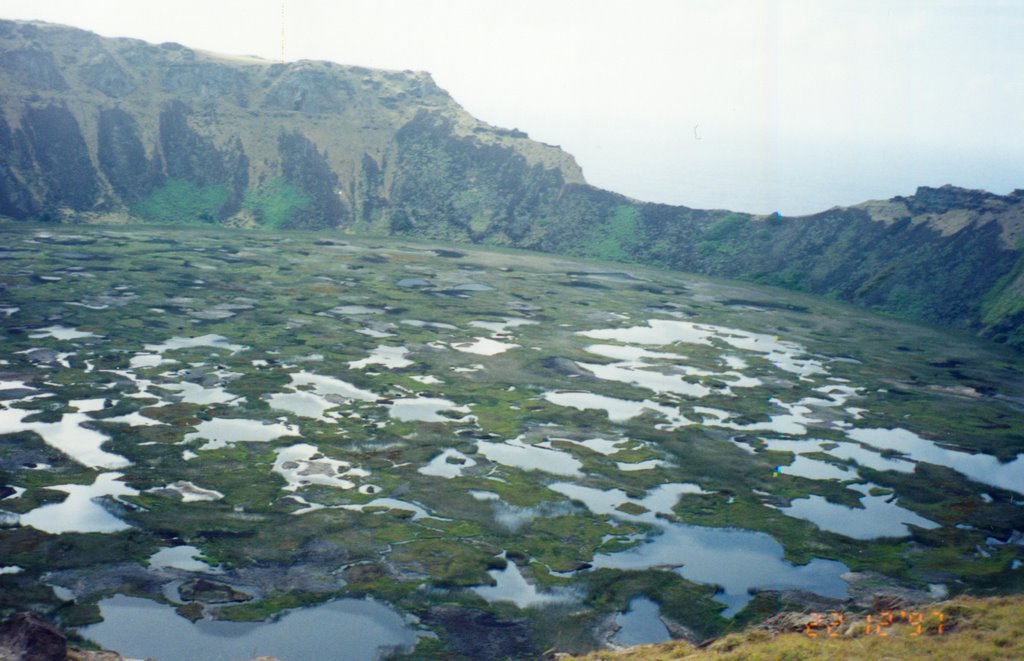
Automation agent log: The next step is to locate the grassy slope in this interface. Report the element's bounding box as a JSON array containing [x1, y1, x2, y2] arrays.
[[568, 594, 1024, 660]]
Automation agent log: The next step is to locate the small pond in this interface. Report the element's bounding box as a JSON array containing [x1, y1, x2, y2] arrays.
[[79, 595, 420, 661], [19, 472, 137, 534], [847, 428, 1024, 496], [472, 559, 574, 608], [612, 597, 671, 647]]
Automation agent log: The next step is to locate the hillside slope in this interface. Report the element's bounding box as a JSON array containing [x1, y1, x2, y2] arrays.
[[1, 19, 1022, 347], [567, 594, 1024, 661]]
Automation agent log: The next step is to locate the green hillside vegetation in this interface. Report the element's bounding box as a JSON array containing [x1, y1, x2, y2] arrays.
[[132, 179, 229, 224], [243, 178, 312, 229]]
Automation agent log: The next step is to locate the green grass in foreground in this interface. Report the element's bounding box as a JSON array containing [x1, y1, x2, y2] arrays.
[[567, 594, 1024, 661]]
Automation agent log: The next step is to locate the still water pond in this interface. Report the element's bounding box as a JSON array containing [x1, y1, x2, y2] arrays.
[[612, 597, 671, 647], [79, 595, 420, 661], [550, 481, 849, 615]]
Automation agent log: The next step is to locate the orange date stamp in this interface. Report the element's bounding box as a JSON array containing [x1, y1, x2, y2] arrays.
[[805, 610, 944, 637]]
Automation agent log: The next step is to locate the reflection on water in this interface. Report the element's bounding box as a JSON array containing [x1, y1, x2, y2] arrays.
[[468, 318, 535, 334], [591, 523, 848, 616], [79, 595, 419, 661], [20, 472, 137, 534], [418, 448, 477, 479], [129, 352, 174, 369], [781, 483, 940, 539], [340, 498, 437, 520], [779, 455, 859, 481], [612, 597, 671, 647], [0, 400, 130, 469], [288, 370, 378, 401], [550, 481, 848, 615], [331, 305, 384, 315], [388, 397, 470, 422], [348, 346, 413, 370], [476, 436, 583, 477], [29, 325, 98, 340], [579, 319, 825, 377], [617, 459, 669, 472], [273, 443, 367, 492], [266, 369, 381, 420], [144, 334, 246, 354], [543, 391, 692, 428], [160, 381, 239, 405], [157, 481, 224, 502], [847, 428, 1024, 496], [746, 437, 916, 474], [472, 558, 573, 608], [577, 359, 712, 398], [577, 343, 760, 397], [266, 391, 336, 421], [452, 318, 534, 355], [184, 418, 300, 451], [147, 545, 219, 573], [451, 336, 519, 356], [550, 482, 708, 520]]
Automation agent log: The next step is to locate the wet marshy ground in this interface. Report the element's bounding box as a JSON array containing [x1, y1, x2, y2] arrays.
[[0, 224, 1022, 659]]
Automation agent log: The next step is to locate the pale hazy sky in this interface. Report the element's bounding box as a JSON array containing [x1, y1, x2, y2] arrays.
[[2, 1, 1022, 214]]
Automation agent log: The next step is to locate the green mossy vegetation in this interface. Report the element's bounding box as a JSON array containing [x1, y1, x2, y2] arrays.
[[131, 178, 230, 224], [217, 591, 334, 622], [584, 205, 640, 261], [243, 178, 312, 229]]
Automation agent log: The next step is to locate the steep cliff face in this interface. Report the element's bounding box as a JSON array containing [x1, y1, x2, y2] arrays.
[[1, 19, 1022, 348], [0, 19, 583, 228]]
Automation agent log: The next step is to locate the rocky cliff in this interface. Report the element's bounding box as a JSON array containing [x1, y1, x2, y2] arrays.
[[610, 186, 1024, 348], [0, 19, 583, 232], [1, 19, 1022, 348]]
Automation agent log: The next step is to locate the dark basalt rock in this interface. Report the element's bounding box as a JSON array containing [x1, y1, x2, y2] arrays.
[[758, 610, 832, 635], [0, 612, 66, 661], [159, 101, 227, 187], [541, 356, 595, 378], [0, 613, 132, 660], [174, 602, 205, 623], [21, 105, 99, 210], [45, 564, 169, 603], [161, 61, 251, 107], [0, 48, 68, 90], [0, 388, 37, 400], [872, 593, 911, 613], [263, 64, 350, 114], [79, 52, 136, 98], [97, 107, 152, 203], [898, 184, 996, 214], [23, 349, 60, 364], [178, 578, 253, 604], [277, 130, 347, 228], [422, 606, 539, 661]]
